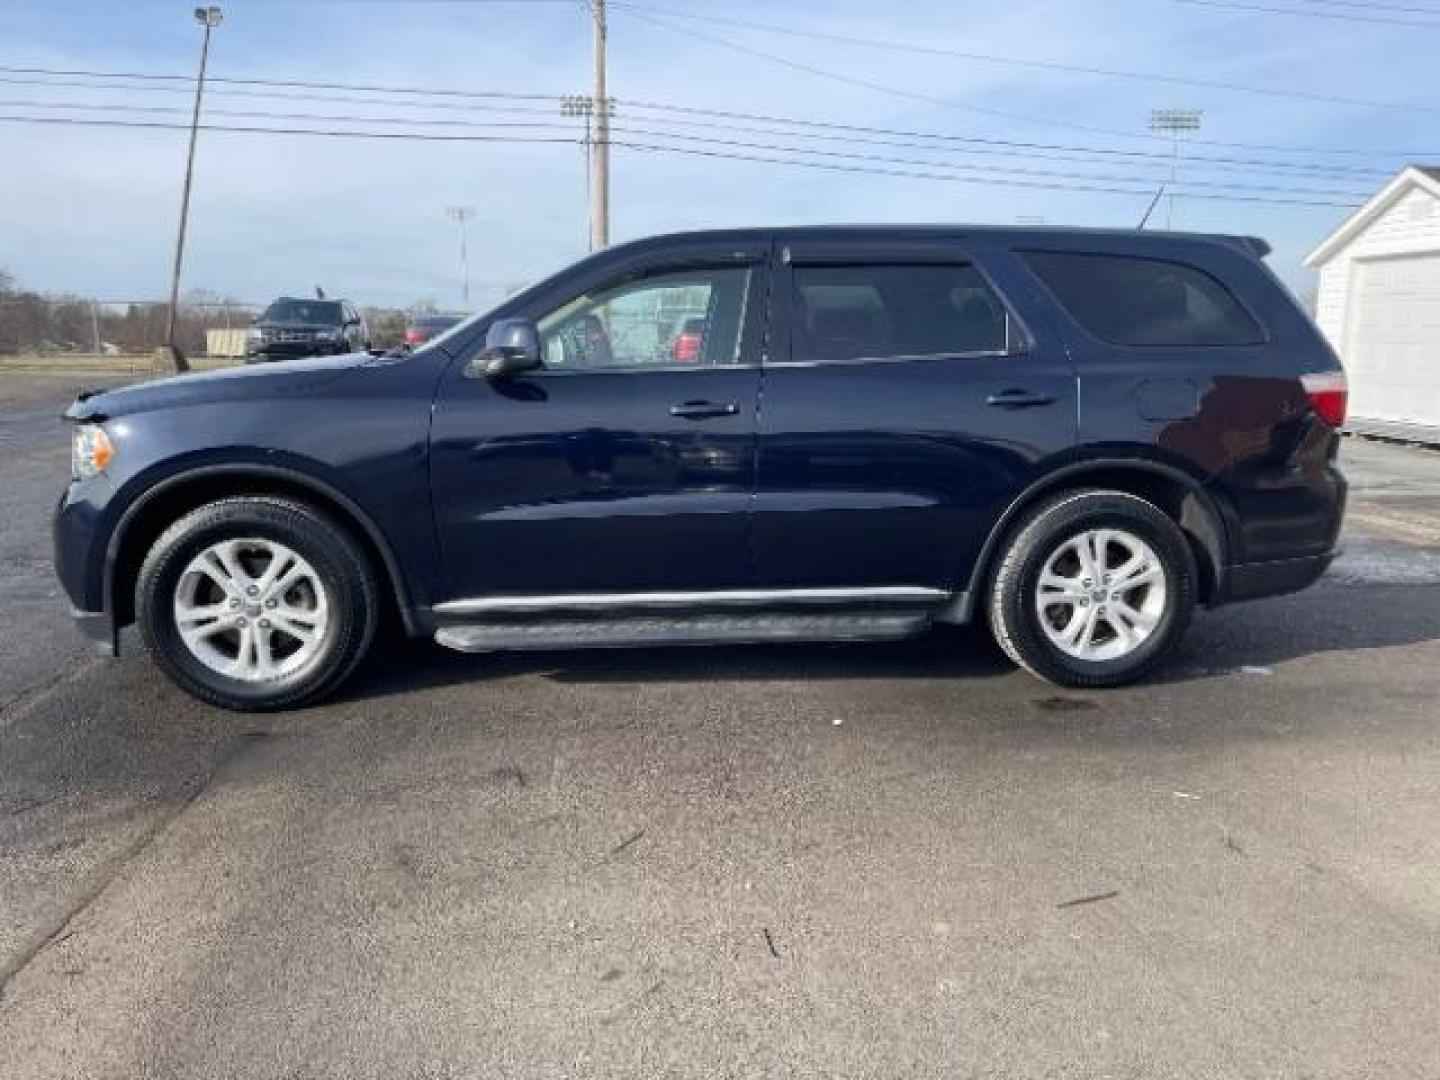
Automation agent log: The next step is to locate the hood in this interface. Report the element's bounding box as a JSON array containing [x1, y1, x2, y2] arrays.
[[66, 353, 378, 422]]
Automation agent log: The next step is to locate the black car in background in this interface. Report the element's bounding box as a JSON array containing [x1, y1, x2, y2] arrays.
[[403, 313, 465, 350], [245, 297, 370, 363]]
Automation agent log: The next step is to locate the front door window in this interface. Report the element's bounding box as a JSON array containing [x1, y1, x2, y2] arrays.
[[538, 267, 752, 371]]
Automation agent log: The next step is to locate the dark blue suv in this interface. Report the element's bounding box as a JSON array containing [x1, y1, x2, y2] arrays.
[[53, 227, 1348, 710]]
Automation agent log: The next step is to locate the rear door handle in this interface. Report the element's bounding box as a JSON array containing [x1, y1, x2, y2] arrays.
[[670, 400, 740, 420], [986, 389, 1057, 410]]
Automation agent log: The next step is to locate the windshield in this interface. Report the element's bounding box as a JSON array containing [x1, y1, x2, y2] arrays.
[[259, 299, 343, 326]]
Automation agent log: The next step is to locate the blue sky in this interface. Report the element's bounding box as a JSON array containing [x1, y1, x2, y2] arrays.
[[0, 0, 1434, 308]]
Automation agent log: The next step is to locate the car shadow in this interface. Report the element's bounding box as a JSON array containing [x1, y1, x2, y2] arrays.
[[338, 623, 1012, 703], [1155, 578, 1440, 683], [337, 576, 1440, 706]]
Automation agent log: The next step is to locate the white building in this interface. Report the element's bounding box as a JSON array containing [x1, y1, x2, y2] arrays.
[[1306, 165, 1440, 444]]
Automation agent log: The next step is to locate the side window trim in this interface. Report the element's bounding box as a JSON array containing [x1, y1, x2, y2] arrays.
[[776, 259, 1029, 368], [530, 260, 768, 376]]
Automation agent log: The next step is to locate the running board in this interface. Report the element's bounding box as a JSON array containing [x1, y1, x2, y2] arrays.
[[433, 612, 930, 653]]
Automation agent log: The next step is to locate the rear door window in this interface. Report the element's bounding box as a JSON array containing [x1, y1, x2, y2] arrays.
[[791, 264, 1012, 363], [1022, 251, 1263, 346]]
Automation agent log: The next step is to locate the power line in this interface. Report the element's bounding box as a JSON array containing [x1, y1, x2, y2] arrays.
[[611, 6, 1436, 160], [0, 75, 568, 117], [0, 62, 1429, 163], [0, 99, 1376, 195], [0, 64, 564, 102], [1291, 0, 1440, 14], [612, 100, 1397, 178], [0, 112, 1363, 207], [614, 6, 1166, 145], [606, 0, 1440, 114], [1176, 0, 1440, 27], [4, 85, 1394, 181], [610, 140, 1359, 208], [0, 112, 579, 145], [608, 125, 1370, 198]]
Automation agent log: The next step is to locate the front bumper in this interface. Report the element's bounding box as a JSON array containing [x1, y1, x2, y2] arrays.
[[71, 606, 119, 657], [54, 482, 119, 657], [246, 340, 348, 362]]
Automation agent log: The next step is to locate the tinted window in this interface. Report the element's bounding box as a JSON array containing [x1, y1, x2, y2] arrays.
[[260, 299, 344, 326], [1024, 252, 1263, 346], [792, 264, 1008, 362], [538, 266, 751, 370]]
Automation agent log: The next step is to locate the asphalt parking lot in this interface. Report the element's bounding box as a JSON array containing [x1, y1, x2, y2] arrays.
[[2, 370, 1438, 1078]]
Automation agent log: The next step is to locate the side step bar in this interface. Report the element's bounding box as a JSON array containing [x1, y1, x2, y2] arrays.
[[434, 612, 930, 653]]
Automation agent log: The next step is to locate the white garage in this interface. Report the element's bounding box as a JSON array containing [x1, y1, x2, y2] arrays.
[[1306, 165, 1440, 444]]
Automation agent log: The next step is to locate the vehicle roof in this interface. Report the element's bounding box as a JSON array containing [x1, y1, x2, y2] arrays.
[[604, 224, 1269, 256], [271, 295, 347, 302]]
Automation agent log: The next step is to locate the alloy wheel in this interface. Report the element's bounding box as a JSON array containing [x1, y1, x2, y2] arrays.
[[172, 537, 330, 682], [1034, 527, 1169, 662]]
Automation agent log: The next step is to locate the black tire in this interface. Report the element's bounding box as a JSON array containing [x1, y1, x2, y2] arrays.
[[136, 497, 378, 711], [986, 489, 1196, 688]]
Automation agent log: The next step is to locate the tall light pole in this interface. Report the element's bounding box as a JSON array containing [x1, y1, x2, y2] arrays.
[[1149, 108, 1202, 230], [589, 0, 610, 251], [446, 206, 477, 306], [163, 5, 222, 374]]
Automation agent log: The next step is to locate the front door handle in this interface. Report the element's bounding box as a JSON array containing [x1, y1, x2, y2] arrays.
[[986, 389, 1057, 410], [670, 400, 740, 420]]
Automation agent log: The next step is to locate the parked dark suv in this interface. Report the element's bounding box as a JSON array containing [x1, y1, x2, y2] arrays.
[[54, 227, 1347, 710], [245, 296, 370, 362]]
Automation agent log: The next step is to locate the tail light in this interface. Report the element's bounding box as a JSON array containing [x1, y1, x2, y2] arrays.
[[403, 328, 423, 346], [671, 330, 702, 363], [1300, 371, 1348, 429]]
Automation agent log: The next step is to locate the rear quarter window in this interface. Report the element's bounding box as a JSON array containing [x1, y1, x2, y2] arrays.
[[1023, 251, 1264, 347]]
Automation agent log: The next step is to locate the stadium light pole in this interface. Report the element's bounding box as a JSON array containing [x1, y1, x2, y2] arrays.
[[1149, 108, 1202, 230], [446, 206, 477, 305], [163, 5, 223, 374]]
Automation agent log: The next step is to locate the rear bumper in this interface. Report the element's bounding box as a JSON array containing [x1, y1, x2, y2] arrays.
[[1216, 550, 1337, 605]]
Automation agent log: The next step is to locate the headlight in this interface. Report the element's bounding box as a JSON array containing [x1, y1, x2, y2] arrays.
[[317, 328, 343, 342], [71, 424, 115, 480], [245, 326, 263, 342]]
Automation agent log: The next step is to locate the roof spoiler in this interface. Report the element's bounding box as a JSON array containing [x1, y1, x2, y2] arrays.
[[1237, 235, 1272, 259]]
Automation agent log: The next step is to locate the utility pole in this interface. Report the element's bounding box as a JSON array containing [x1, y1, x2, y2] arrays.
[[589, 0, 610, 251], [446, 206, 477, 305], [1149, 108, 1202, 230], [163, 5, 223, 374]]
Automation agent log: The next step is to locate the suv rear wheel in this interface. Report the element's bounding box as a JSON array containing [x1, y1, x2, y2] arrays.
[[987, 489, 1196, 688], [136, 497, 378, 711]]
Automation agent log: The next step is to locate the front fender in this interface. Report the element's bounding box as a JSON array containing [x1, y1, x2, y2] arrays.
[[100, 455, 429, 635]]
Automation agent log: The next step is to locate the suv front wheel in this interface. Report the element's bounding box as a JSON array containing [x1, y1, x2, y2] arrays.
[[987, 489, 1196, 688], [136, 497, 378, 711]]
